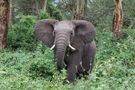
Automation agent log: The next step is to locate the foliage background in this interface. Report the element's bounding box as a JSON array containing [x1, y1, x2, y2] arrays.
[[0, 0, 135, 90]]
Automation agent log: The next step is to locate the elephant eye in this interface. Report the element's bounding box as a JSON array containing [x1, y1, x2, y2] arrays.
[[70, 31, 74, 36], [71, 32, 73, 35], [70, 32, 73, 35]]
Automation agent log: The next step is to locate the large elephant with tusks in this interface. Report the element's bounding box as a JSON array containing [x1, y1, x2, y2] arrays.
[[34, 19, 96, 83]]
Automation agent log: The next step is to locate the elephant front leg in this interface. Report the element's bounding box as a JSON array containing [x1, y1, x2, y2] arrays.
[[82, 41, 96, 76], [64, 50, 82, 83], [64, 65, 77, 83]]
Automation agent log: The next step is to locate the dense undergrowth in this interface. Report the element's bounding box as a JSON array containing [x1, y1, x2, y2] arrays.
[[0, 24, 135, 90]]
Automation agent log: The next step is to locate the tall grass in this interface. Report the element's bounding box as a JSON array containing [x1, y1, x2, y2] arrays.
[[0, 27, 135, 90]]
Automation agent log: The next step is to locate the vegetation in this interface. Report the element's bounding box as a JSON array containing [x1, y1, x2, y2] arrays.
[[0, 28, 135, 90], [0, 0, 135, 90], [7, 15, 37, 51]]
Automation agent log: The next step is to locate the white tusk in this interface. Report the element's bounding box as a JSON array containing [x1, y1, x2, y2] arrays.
[[69, 44, 76, 51], [50, 44, 55, 50]]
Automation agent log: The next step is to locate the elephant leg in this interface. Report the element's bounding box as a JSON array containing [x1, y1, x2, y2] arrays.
[[64, 50, 82, 83], [82, 41, 96, 76], [77, 62, 86, 79]]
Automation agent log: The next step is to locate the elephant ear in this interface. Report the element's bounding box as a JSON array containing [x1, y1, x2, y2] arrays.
[[71, 20, 96, 49], [34, 19, 58, 48]]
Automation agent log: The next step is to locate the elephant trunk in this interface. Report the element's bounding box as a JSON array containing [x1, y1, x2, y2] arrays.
[[56, 44, 66, 70], [55, 33, 69, 70], [50, 33, 76, 70]]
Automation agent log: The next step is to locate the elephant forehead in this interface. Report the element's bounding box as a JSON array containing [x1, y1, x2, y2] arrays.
[[54, 21, 74, 30]]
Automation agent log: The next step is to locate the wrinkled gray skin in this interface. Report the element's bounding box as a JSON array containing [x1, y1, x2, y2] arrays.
[[34, 19, 96, 83]]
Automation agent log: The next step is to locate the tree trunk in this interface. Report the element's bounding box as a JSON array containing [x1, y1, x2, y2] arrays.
[[0, 0, 10, 49], [72, 0, 86, 20], [42, 0, 47, 12], [112, 0, 123, 40], [9, 0, 12, 25], [35, 0, 48, 16], [37, 0, 48, 11]]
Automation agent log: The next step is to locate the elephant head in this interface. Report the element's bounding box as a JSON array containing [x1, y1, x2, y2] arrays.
[[34, 19, 96, 70]]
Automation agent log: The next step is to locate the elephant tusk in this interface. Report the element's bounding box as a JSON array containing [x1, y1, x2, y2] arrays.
[[69, 44, 76, 51], [50, 44, 55, 50]]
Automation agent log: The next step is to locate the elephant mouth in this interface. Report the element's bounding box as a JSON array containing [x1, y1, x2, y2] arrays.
[[50, 44, 76, 51]]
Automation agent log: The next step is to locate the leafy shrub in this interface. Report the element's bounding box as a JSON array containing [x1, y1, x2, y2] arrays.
[[38, 3, 64, 20], [2, 22, 135, 90], [7, 15, 37, 51], [47, 2, 64, 20], [38, 10, 50, 19], [28, 43, 57, 80]]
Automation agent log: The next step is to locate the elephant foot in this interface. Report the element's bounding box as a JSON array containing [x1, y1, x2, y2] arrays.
[[76, 72, 83, 79], [82, 71, 90, 80], [63, 79, 71, 84], [83, 75, 89, 80], [63, 76, 75, 84], [83, 71, 89, 76], [57, 64, 64, 71]]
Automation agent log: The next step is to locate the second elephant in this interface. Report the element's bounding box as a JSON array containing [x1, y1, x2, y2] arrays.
[[34, 19, 96, 83]]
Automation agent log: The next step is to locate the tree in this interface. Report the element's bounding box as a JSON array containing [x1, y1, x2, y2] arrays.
[[35, 0, 48, 15], [40, 0, 48, 12], [72, 0, 87, 19], [112, 0, 123, 40], [0, 0, 10, 49], [57, 0, 87, 20], [13, 0, 47, 15]]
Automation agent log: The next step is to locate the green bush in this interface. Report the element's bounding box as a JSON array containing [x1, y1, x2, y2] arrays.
[[28, 44, 56, 79], [38, 4, 64, 20], [1, 27, 135, 90], [47, 2, 64, 20], [7, 15, 37, 51], [38, 10, 50, 19]]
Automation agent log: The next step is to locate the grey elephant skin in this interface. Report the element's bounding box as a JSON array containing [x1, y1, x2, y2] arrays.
[[34, 19, 96, 83]]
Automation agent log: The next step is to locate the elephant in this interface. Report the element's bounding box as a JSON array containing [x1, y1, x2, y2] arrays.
[[34, 19, 96, 83]]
